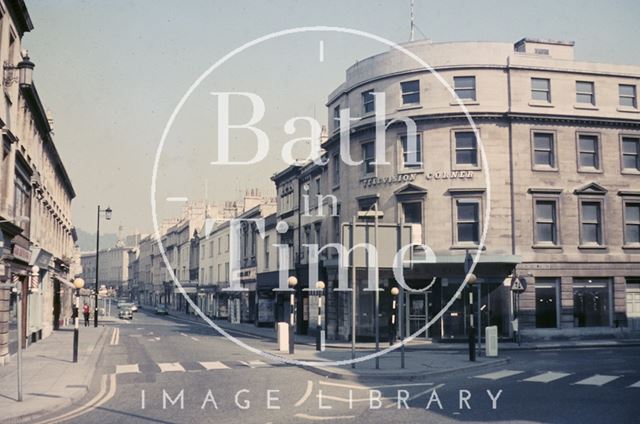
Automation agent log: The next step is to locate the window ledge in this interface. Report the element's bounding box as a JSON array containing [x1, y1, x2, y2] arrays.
[[532, 166, 559, 172], [574, 104, 599, 110], [360, 112, 376, 120], [332, 184, 340, 191], [621, 169, 640, 175], [532, 244, 562, 249], [578, 244, 608, 250], [528, 101, 554, 108], [452, 166, 482, 172], [577, 168, 603, 174], [450, 244, 485, 250], [622, 244, 640, 250], [398, 168, 424, 175], [616, 107, 640, 114], [397, 104, 423, 112], [450, 101, 479, 106]]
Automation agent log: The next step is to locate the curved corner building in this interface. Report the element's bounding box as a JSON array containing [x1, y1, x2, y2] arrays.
[[272, 37, 640, 342]]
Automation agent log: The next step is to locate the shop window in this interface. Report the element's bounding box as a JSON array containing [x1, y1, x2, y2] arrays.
[[573, 278, 611, 327], [535, 278, 559, 328], [626, 280, 640, 330]]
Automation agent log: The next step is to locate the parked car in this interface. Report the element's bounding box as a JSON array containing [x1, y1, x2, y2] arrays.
[[118, 307, 133, 320], [155, 305, 169, 315]]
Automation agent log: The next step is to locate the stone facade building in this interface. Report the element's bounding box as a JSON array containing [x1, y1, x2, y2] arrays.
[[0, 0, 77, 365], [80, 246, 131, 296], [271, 37, 640, 341]]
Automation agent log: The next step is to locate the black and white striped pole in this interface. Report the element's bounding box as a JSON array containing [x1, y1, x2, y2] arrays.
[[315, 280, 325, 351], [390, 287, 399, 345], [287, 276, 298, 354], [467, 273, 477, 362], [72, 278, 85, 363]]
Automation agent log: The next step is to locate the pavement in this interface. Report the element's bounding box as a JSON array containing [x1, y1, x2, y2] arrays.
[[155, 305, 640, 352], [0, 316, 116, 424]]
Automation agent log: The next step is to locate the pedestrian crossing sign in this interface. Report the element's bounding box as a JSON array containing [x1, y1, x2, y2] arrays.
[[511, 276, 527, 293]]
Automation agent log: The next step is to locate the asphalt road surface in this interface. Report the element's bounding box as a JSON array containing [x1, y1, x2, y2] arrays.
[[32, 310, 640, 424]]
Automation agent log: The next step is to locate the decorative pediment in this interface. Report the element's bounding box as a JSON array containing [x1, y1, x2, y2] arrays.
[[394, 183, 428, 197], [574, 182, 607, 195]]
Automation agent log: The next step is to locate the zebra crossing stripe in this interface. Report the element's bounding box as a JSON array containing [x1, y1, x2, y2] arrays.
[[474, 370, 524, 380], [200, 361, 231, 370], [628, 380, 640, 388], [239, 360, 270, 368], [158, 362, 186, 372], [523, 372, 572, 383], [115, 364, 140, 374], [573, 375, 620, 386]]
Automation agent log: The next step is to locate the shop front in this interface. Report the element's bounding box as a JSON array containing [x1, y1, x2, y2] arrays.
[[256, 271, 279, 326]]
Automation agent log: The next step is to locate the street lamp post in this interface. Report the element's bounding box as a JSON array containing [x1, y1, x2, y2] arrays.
[[287, 276, 297, 354], [94, 205, 112, 327], [72, 278, 85, 363], [390, 287, 399, 345], [357, 201, 381, 369], [315, 281, 325, 351]]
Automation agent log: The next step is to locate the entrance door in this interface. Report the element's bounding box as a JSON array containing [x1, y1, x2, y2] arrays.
[[53, 279, 61, 330], [406, 293, 429, 339]]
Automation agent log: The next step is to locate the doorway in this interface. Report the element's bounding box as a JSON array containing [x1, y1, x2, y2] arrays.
[[406, 292, 430, 339]]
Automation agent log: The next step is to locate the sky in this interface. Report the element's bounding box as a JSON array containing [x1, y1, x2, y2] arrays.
[[21, 0, 640, 236]]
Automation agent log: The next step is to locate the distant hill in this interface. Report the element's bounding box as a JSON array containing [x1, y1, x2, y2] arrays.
[[75, 228, 118, 252]]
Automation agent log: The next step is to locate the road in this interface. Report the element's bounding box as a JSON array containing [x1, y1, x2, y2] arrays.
[[33, 309, 640, 424]]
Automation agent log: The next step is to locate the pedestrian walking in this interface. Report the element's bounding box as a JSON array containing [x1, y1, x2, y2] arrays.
[[82, 303, 90, 327]]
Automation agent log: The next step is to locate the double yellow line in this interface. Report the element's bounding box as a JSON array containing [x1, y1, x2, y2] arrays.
[[34, 373, 117, 424], [109, 327, 120, 346]]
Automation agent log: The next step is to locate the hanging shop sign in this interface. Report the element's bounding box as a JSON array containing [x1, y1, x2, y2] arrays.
[[12, 244, 31, 263]]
